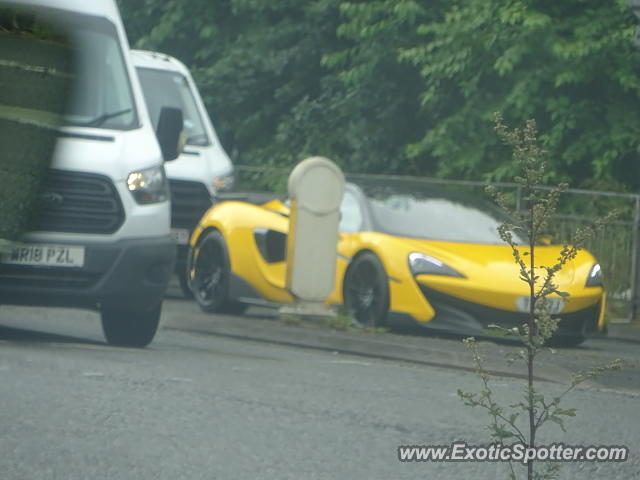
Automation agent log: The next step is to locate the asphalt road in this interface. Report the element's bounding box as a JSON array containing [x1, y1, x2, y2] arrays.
[[0, 299, 638, 480]]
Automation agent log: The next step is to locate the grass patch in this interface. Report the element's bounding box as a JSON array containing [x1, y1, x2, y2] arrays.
[[278, 309, 389, 334], [326, 313, 357, 331], [279, 314, 303, 326]]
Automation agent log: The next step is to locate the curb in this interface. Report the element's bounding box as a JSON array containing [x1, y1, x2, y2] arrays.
[[602, 323, 640, 345], [160, 300, 593, 386]]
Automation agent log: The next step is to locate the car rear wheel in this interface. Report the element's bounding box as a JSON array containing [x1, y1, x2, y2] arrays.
[[343, 252, 390, 327], [101, 304, 161, 347], [188, 229, 247, 314]]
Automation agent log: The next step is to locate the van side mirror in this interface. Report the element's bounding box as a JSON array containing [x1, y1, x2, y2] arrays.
[[156, 106, 183, 162]]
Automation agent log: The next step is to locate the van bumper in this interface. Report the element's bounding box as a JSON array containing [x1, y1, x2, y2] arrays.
[[0, 236, 176, 311]]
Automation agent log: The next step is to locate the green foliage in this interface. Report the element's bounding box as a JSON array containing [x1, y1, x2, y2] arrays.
[[326, 311, 357, 331], [277, 309, 387, 333], [0, 18, 71, 244], [279, 314, 303, 326], [118, 0, 436, 175], [317, 0, 436, 174], [120, 0, 347, 168], [401, 0, 640, 190], [326, 310, 388, 332], [0, 7, 68, 42], [119, 0, 640, 191]]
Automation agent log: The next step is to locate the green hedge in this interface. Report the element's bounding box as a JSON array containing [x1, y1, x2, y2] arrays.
[[0, 118, 57, 241], [0, 28, 72, 244]]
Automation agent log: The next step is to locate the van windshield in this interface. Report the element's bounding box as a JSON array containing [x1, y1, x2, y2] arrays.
[[62, 14, 138, 130], [136, 67, 210, 146]]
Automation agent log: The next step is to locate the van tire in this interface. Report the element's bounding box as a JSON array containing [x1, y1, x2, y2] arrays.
[[101, 304, 161, 347]]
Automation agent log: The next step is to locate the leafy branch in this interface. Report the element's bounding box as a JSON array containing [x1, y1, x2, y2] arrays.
[[459, 114, 623, 480]]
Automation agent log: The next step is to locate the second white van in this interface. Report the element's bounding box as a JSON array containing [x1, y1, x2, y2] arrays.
[[131, 50, 235, 296]]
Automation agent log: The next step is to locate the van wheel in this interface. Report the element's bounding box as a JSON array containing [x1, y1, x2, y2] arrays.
[[101, 304, 161, 347], [188, 230, 247, 314]]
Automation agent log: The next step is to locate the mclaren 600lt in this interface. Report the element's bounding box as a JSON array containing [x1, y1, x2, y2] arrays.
[[186, 182, 605, 346]]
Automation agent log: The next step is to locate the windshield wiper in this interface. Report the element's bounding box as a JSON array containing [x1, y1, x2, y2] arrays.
[[76, 108, 132, 127]]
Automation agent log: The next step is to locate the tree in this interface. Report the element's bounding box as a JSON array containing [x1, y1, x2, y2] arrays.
[[119, 0, 640, 191], [402, 0, 640, 190], [459, 115, 622, 480]]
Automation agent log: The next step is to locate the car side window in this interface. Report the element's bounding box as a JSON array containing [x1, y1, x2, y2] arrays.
[[339, 190, 363, 233]]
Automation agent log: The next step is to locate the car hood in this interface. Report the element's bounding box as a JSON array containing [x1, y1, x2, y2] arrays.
[[395, 236, 595, 289]]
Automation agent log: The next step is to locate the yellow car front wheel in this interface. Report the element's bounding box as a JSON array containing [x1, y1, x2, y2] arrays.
[[343, 252, 390, 327], [188, 230, 247, 315]]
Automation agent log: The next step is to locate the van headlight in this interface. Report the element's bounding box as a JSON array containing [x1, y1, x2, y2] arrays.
[[408, 252, 465, 278], [213, 172, 235, 192], [586, 263, 603, 287], [127, 165, 169, 204]]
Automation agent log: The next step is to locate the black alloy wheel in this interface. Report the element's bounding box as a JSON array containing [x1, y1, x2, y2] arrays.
[[188, 229, 246, 314], [343, 252, 390, 327]]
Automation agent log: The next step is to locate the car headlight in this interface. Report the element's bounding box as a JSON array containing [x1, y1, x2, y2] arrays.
[[213, 172, 235, 192], [586, 263, 603, 287], [408, 252, 465, 278], [127, 165, 169, 204]]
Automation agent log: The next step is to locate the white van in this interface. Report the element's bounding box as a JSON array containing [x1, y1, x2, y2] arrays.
[[131, 50, 235, 296], [0, 0, 182, 346]]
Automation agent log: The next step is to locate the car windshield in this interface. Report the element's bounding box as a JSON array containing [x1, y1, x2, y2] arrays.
[[362, 183, 528, 245], [61, 14, 137, 130], [136, 67, 210, 146]]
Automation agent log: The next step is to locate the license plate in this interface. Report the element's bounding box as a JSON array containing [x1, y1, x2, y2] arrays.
[[171, 228, 190, 245], [1, 243, 85, 267], [516, 295, 564, 314]]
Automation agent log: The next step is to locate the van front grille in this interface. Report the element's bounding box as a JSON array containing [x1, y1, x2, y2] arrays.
[[168, 179, 213, 229], [32, 169, 124, 234]]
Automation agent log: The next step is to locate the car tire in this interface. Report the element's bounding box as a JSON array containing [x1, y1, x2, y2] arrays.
[[101, 304, 161, 347], [548, 333, 586, 348], [188, 229, 247, 315], [343, 252, 390, 327], [547, 317, 589, 347]]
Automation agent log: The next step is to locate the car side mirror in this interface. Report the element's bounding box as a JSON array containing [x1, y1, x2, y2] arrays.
[[155, 106, 183, 162]]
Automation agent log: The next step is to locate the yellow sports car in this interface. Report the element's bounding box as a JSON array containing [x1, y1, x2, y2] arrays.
[[186, 181, 606, 346]]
